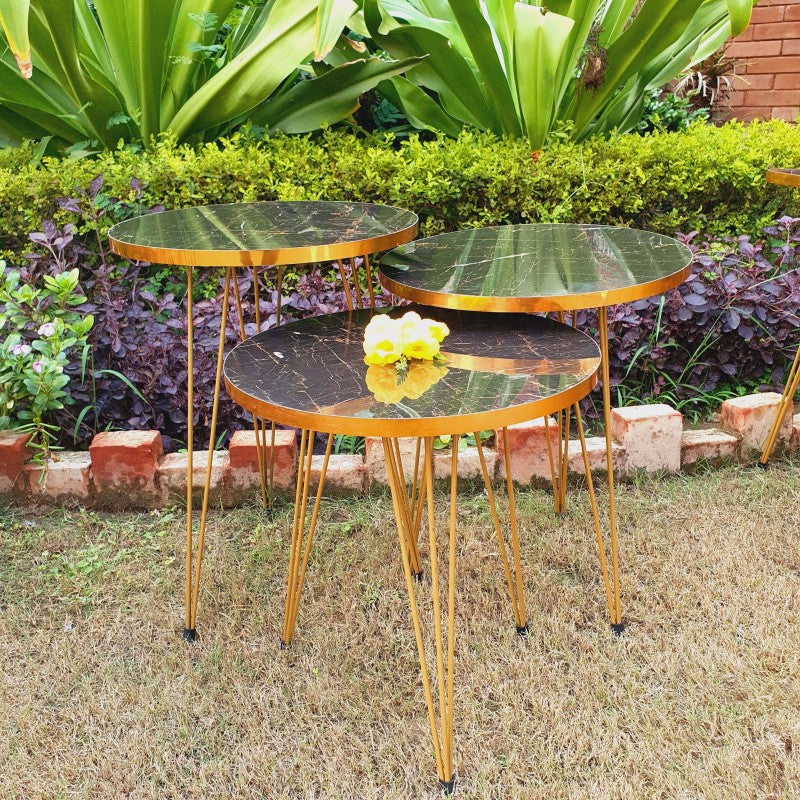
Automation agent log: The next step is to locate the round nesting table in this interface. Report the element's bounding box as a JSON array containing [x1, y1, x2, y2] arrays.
[[760, 169, 800, 466], [224, 306, 600, 792], [380, 223, 692, 630], [108, 201, 418, 640]]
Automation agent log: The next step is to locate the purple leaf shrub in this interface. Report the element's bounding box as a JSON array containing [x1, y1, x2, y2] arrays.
[[577, 216, 800, 421], [18, 173, 800, 444]]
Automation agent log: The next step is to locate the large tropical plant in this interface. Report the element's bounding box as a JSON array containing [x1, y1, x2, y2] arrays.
[[0, 0, 420, 148], [361, 0, 756, 149]]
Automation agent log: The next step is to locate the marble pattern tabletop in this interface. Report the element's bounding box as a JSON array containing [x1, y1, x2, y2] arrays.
[[380, 223, 692, 312], [109, 201, 418, 266], [223, 307, 600, 438]]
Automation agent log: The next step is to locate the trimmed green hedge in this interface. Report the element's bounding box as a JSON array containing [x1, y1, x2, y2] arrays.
[[2, 119, 800, 261]]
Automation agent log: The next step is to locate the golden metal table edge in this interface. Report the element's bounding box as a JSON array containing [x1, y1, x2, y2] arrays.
[[379, 264, 691, 313], [109, 224, 418, 266], [223, 370, 599, 439]]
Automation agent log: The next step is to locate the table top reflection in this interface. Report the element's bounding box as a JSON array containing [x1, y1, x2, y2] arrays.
[[380, 223, 692, 312], [223, 307, 600, 438], [108, 201, 418, 267]]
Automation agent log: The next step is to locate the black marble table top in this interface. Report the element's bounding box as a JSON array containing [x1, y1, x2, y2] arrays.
[[223, 307, 600, 437], [108, 201, 418, 267], [380, 224, 692, 312]]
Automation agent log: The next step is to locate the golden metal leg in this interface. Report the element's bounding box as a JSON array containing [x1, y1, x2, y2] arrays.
[[474, 431, 528, 633], [543, 415, 561, 512], [760, 343, 800, 465], [185, 267, 232, 636], [274, 266, 285, 327], [384, 436, 457, 791], [543, 408, 569, 514], [251, 268, 270, 510], [363, 253, 377, 309], [559, 406, 570, 513], [246, 265, 288, 511], [281, 429, 333, 646], [266, 267, 286, 512], [573, 402, 615, 621], [232, 272, 270, 510], [597, 306, 623, 630], [337, 259, 355, 311], [409, 438, 426, 562], [349, 257, 365, 309], [384, 438, 423, 578], [184, 267, 195, 639]]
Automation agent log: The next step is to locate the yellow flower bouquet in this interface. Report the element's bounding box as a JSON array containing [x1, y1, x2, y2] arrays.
[[363, 311, 450, 403], [363, 311, 449, 369]]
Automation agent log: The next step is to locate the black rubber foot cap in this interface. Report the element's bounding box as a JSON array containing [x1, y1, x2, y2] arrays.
[[279, 639, 290, 650], [182, 628, 197, 642], [439, 777, 455, 795], [516, 623, 529, 637], [412, 570, 424, 583], [757, 461, 769, 470], [611, 622, 627, 637]]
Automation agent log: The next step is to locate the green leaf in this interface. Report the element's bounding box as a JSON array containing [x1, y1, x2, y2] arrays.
[[0, 0, 32, 76], [168, 0, 320, 138], [512, 5, 574, 150], [364, 5, 495, 130], [314, 0, 358, 60], [445, 0, 521, 135], [260, 56, 423, 133], [726, 0, 753, 37], [96, 369, 146, 402], [569, 0, 717, 133], [377, 75, 463, 137]]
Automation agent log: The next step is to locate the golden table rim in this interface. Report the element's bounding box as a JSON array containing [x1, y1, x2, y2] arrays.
[[108, 201, 419, 267], [224, 371, 599, 439], [378, 224, 691, 312]]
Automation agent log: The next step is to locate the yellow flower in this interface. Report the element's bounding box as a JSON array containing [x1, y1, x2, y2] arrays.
[[363, 311, 449, 366], [402, 328, 440, 361], [398, 311, 441, 361], [426, 320, 450, 343], [363, 314, 403, 365]]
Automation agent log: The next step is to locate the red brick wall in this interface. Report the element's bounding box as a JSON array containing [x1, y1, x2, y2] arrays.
[[726, 0, 799, 121]]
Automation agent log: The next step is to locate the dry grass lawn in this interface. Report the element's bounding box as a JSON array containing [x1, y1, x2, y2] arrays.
[[1, 463, 799, 799]]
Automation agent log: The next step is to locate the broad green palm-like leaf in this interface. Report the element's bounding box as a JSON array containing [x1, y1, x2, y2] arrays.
[[0, 0, 31, 77], [0, 0, 418, 148], [362, 0, 757, 149], [256, 56, 423, 133], [513, 5, 573, 147]]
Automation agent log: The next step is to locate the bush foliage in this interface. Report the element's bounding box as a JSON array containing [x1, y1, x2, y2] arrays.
[[2, 119, 800, 265], [2, 120, 800, 447]]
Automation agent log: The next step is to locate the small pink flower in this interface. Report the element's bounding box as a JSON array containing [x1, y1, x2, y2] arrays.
[[32, 360, 45, 374], [37, 322, 56, 337], [10, 343, 31, 357]]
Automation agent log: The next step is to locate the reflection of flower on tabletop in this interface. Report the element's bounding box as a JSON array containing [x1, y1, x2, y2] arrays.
[[366, 362, 449, 404]]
